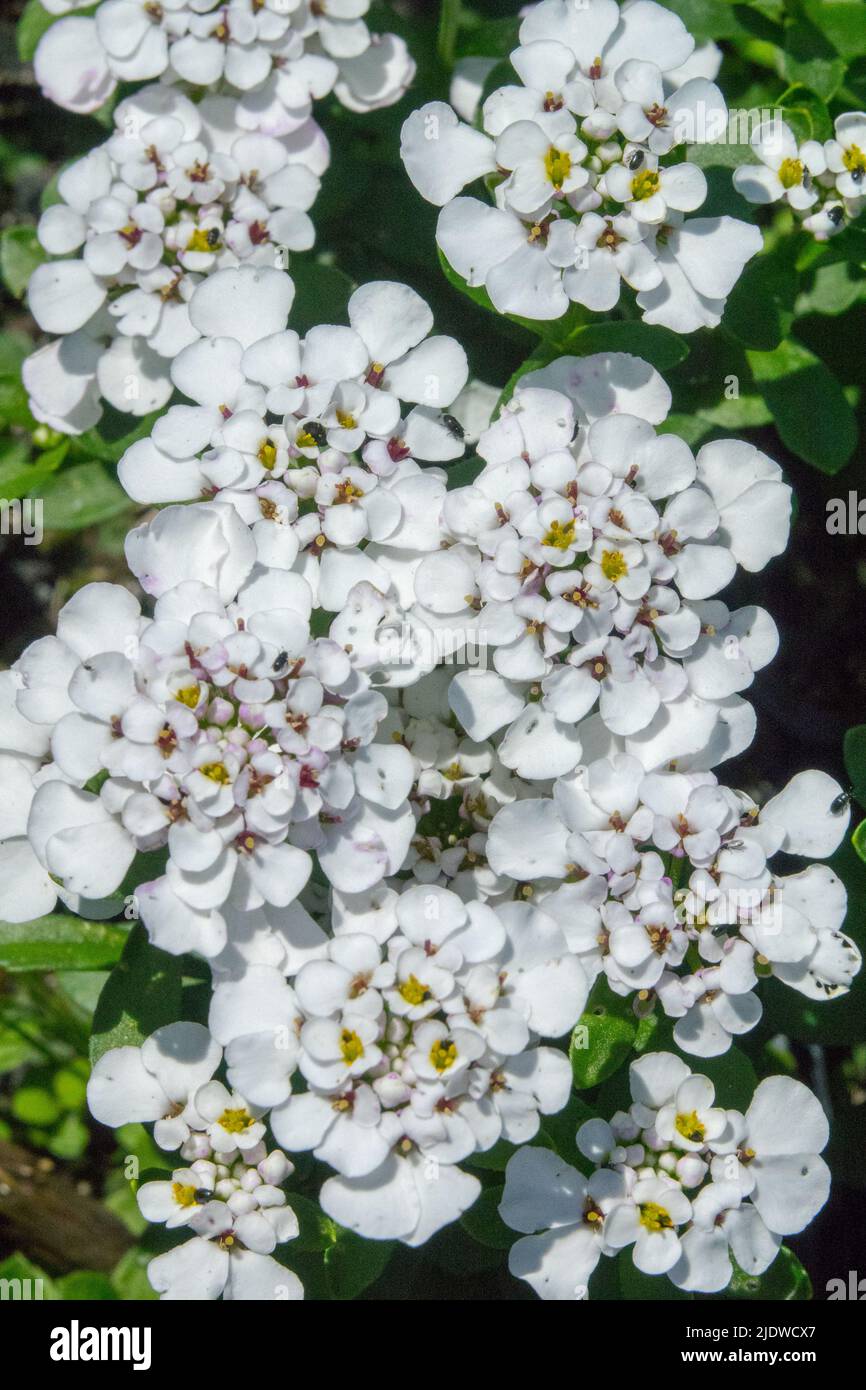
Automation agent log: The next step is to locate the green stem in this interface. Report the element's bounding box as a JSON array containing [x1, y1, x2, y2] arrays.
[[437, 0, 461, 70]]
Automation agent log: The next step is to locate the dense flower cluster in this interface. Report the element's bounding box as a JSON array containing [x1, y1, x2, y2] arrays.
[[24, 86, 327, 433], [500, 1053, 831, 1297], [401, 0, 762, 328], [86, 1022, 304, 1299], [7, 0, 859, 1304], [34, 0, 414, 125], [734, 113, 866, 240]]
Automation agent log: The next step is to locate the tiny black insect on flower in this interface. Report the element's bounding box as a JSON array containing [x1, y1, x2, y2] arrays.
[[831, 789, 854, 814], [828, 206, 845, 226], [194, 1188, 215, 1202], [442, 413, 465, 439], [627, 150, 645, 170], [301, 420, 328, 447], [206, 227, 221, 247], [272, 650, 289, 673]]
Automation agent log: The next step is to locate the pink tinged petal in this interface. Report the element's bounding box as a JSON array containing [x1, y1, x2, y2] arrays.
[[34, 18, 116, 115]]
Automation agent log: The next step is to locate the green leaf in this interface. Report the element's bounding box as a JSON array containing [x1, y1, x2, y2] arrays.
[[12, 1084, 61, 1126], [843, 725, 866, 793], [0, 226, 46, 299], [801, 0, 866, 57], [16, 0, 60, 63], [570, 978, 638, 1089], [89, 924, 183, 1065], [779, 86, 833, 144], [321, 1221, 395, 1300], [455, 15, 521, 60], [57, 1271, 119, 1300], [688, 1046, 758, 1112], [565, 320, 689, 371], [0, 916, 128, 973], [852, 818, 866, 865], [539, 1089, 599, 1164], [111, 1247, 158, 1301], [0, 1253, 59, 1299], [0, 441, 68, 501], [438, 0, 461, 67], [461, 1186, 514, 1250], [782, 22, 847, 101], [727, 1246, 812, 1300], [70, 405, 165, 466], [724, 254, 798, 350], [796, 259, 866, 317], [287, 258, 354, 337], [617, 1251, 692, 1299], [36, 461, 132, 531], [0, 1025, 40, 1074], [746, 340, 858, 473]]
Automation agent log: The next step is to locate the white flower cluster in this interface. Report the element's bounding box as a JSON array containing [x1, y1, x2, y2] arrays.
[[24, 86, 327, 434], [500, 1054, 831, 1298], [401, 0, 761, 330], [734, 113, 866, 241], [34, 0, 413, 125], [435, 372, 791, 780], [11, 0, 854, 1307], [2, 295, 856, 1287], [86, 1022, 304, 1299]]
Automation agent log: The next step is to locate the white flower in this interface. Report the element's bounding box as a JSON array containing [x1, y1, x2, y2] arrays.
[[734, 119, 826, 210], [711, 1076, 830, 1235], [86, 1023, 222, 1149]]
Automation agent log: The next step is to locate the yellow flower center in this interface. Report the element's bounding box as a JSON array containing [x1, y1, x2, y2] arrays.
[[778, 157, 804, 189], [639, 1201, 673, 1232], [334, 480, 365, 503], [843, 143, 866, 173], [340, 1028, 365, 1064], [174, 684, 200, 708], [544, 145, 572, 190], [675, 1110, 706, 1144], [258, 438, 277, 469], [296, 429, 319, 449], [200, 761, 230, 784], [399, 974, 430, 1006], [172, 1182, 199, 1208], [631, 169, 660, 201], [186, 227, 215, 253], [430, 1040, 458, 1073], [601, 549, 628, 582], [336, 410, 358, 431], [542, 517, 576, 550], [441, 761, 465, 781], [218, 1107, 253, 1134]]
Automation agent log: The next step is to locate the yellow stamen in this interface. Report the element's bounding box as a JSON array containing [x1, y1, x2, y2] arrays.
[[399, 974, 430, 1007], [600, 548, 628, 582], [430, 1040, 458, 1073], [631, 169, 660, 201], [340, 1028, 365, 1065], [778, 157, 804, 189]]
